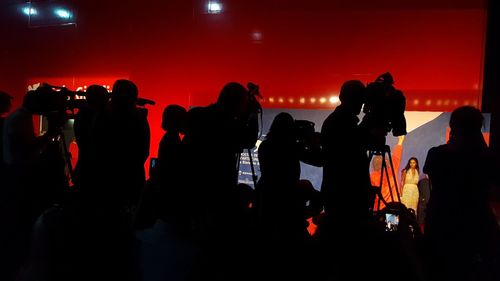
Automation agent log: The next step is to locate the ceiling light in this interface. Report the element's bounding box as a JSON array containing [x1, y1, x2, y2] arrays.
[[207, 1, 222, 14]]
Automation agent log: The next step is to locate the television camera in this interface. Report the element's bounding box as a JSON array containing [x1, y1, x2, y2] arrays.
[[360, 72, 407, 149]]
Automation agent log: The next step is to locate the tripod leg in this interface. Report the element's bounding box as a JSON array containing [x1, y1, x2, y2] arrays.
[[386, 149, 401, 202], [58, 131, 74, 186], [247, 148, 258, 187]]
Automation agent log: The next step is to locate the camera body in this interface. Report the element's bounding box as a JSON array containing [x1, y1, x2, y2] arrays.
[[294, 119, 321, 152], [246, 82, 263, 117], [360, 72, 407, 149], [29, 84, 86, 117]]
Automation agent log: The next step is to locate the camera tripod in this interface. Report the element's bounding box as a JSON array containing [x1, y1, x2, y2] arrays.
[[367, 145, 401, 212], [41, 116, 75, 188]]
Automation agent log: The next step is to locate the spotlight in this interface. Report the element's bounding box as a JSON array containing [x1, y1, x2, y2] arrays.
[[22, 7, 37, 16], [54, 8, 72, 19], [207, 1, 222, 14], [329, 96, 339, 104]]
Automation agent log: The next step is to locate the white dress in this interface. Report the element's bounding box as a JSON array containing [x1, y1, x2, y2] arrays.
[[401, 169, 419, 215]]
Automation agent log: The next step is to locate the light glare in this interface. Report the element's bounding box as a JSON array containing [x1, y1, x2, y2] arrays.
[[329, 96, 339, 104], [22, 7, 37, 16], [55, 9, 72, 19], [208, 1, 222, 13]]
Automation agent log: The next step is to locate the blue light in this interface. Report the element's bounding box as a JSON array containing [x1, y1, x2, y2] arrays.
[[54, 9, 72, 19], [22, 7, 37, 16]]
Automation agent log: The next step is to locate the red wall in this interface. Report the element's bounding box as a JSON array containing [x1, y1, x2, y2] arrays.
[[0, 0, 488, 157]]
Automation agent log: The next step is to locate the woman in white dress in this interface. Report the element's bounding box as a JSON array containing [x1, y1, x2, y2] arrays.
[[400, 157, 420, 215]]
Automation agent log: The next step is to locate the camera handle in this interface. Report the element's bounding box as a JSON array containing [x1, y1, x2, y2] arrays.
[[368, 145, 401, 212]]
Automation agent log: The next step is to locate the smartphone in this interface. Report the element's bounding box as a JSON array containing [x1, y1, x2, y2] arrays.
[[385, 213, 399, 232], [150, 157, 158, 169]]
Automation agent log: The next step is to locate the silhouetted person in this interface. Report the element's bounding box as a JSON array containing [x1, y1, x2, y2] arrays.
[[183, 82, 258, 235], [254, 112, 322, 280], [315, 80, 378, 281], [0, 91, 12, 177], [156, 104, 188, 228], [0, 90, 59, 281], [417, 177, 430, 226], [424, 106, 500, 281], [73, 84, 108, 187], [256, 112, 313, 241], [182, 82, 259, 280], [319, 80, 371, 227], [91, 79, 150, 212]]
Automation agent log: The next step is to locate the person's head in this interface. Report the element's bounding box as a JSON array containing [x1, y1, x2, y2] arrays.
[[110, 79, 138, 110], [339, 80, 366, 114], [216, 82, 250, 120], [403, 157, 419, 173], [85, 85, 109, 109], [267, 112, 295, 140], [22, 90, 42, 113], [162, 104, 187, 133], [449, 106, 484, 138], [0, 91, 13, 115]]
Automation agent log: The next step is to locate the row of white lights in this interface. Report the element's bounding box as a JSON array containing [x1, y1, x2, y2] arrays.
[[22, 6, 73, 19], [263, 96, 477, 107], [265, 96, 340, 105]]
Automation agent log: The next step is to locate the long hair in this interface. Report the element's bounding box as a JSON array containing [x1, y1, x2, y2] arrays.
[[403, 157, 420, 174]]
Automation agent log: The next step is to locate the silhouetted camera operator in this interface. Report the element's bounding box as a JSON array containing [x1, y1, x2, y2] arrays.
[[183, 82, 260, 235], [73, 85, 109, 187], [320, 80, 372, 225], [1, 89, 64, 279], [255, 112, 322, 243], [90, 79, 150, 214]]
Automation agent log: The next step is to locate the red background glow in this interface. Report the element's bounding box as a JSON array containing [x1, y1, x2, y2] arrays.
[[0, 0, 488, 158]]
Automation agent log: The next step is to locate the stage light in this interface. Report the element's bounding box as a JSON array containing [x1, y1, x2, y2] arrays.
[[207, 1, 222, 14], [54, 8, 72, 19], [268, 97, 274, 103], [288, 98, 294, 104], [413, 99, 420, 106], [319, 97, 326, 104], [329, 96, 339, 104], [310, 97, 316, 104], [22, 7, 37, 16], [444, 99, 450, 106], [278, 97, 284, 103], [251, 31, 263, 42], [299, 97, 305, 104], [425, 99, 432, 106], [436, 99, 443, 106]]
